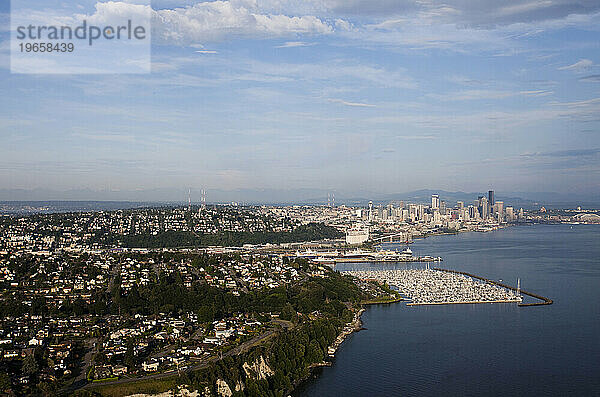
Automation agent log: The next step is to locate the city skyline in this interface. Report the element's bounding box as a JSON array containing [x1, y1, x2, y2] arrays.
[[1, 0, 599, 198]]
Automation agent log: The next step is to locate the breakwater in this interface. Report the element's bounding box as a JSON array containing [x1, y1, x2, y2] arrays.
[[434, 268, 553, 307]]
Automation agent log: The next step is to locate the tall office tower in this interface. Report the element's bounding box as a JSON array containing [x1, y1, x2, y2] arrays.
[[479, 197, 489, 219], [468, 205, 477, 219], [495, 201, 504, 216], [488, 190, 495, 206], [408, 204, 416, 221], [382, 209, 389, 220], [440, 200, 446, 215], [506, 206, 514, 222], [431, 194, 440, 209], [399, 201, 405, 209], [368, 201, 373, 221], [457, 201, 464, 210]]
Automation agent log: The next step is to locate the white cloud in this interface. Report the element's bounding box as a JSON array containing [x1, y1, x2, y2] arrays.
[[329, 99, 376, 107], [427, 89, 516, 101], [579, 74, 600, 82], [324, 0, 600, 26], [367, 96, 600, 133], [150, 1, 333, 45], [49, 0, 600, 53], [558, 59, 593, 71], [341, 9, 600, 53], [68, 1, 336, 45], [76, 2, 152, 26], [275, 41, 315, 48], [196, 50, 218, 53], [334, 18, 354, 31], [497, 1, 554, 17], [520, 90, 553, 96], [219, 59, 417, 89]]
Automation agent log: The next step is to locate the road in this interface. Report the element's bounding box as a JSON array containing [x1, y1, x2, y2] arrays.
[[76, 329, 276, 391], [60, 337, 98, 395]]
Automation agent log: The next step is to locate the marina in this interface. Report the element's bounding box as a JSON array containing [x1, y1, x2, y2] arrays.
[[435, 268, 553, 306], [346, 268, 523, 305]]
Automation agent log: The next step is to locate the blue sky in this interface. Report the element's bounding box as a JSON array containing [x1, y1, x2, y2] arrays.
[[0, 0, 599, 200]]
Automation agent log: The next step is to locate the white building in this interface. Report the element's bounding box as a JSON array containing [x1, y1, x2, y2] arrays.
[[431, 194, 440, 210], [346, 226, 369, 245]]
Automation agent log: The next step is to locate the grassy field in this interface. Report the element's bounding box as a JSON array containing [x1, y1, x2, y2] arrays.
[[87, 376, 178, 397], [361, 295, 403, 305]]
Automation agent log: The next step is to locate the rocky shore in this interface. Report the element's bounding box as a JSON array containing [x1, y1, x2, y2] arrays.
[[325, 308, 365, 359]]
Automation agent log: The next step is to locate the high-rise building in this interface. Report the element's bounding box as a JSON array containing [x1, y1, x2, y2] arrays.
[[495, 201, 504, 216], [431, 194, 440, 209], [479, 196, 488, 219], [468, 205, 477, 219], [506, 206, 514, 222], [402, 209, 409, 221], [440, 200, 446, 215], [488, 190, 495, 206], [457, 201, 464, 210]]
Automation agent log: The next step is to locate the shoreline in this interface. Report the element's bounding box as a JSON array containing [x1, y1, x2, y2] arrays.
[[292, 297, 402, 395]]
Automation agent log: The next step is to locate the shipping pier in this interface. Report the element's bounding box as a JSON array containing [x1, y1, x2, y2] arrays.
[[293, 248, 442, 264]]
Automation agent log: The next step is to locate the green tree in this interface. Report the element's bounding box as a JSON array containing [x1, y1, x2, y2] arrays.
[[22, 354, 39, 376], [124, 340, 136, 369], [279, 303, 295, 322], [0, 373, 11, 392]]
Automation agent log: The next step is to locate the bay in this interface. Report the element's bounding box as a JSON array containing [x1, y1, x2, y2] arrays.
[[296, 224, 600, 396]]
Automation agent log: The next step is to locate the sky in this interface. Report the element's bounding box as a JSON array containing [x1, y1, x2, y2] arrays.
[[0, 0, 599, 201]]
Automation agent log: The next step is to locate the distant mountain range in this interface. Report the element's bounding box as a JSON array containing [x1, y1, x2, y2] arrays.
[[0, 188, 597, 210]]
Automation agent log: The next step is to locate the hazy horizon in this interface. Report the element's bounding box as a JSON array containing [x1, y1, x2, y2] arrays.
[[0, 187, 596, 208]]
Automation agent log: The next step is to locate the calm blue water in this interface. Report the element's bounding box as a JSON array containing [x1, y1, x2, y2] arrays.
[[296, 224, 600, 396]]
